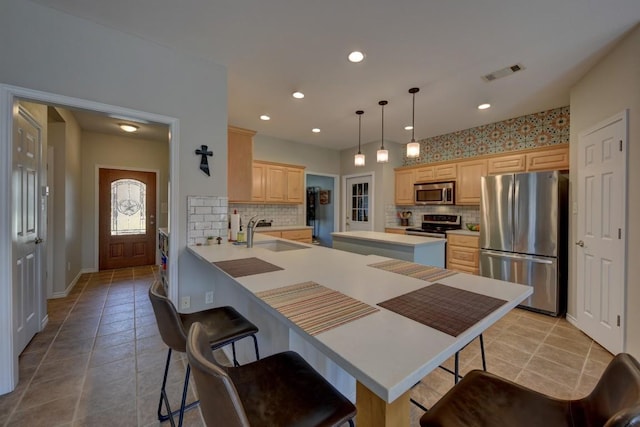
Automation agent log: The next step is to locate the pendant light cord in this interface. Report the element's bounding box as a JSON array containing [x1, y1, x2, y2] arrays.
[[381, 103, 385, 149], [412, 91, 415, 141], [356, 110, 364, 154]]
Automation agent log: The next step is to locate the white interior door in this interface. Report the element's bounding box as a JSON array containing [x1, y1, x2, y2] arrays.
[[345, 174, 372, 231], [576, 111, 627, 354], [13, 104, 44, 355]]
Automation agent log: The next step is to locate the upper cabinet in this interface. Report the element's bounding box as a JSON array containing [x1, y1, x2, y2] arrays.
[[415, 164, 457, 182], [395, 169, 415, 205], [456, 159, 487, 205], [394, 144, 569, 206], [526, 146, 569, 171], [257, 160, 305, 204], [228, 126, 256, 202]]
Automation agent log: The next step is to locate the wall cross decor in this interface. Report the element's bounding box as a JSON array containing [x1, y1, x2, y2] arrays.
[[195, 145, 213, 176]]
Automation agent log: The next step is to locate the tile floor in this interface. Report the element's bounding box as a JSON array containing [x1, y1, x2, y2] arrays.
[[0, 267, 613, 426]]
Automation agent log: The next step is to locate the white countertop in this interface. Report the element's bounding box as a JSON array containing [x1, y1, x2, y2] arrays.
[[332, 231, 445, 247], [447, 229, 480, 237], [187, 233, 531, 403]]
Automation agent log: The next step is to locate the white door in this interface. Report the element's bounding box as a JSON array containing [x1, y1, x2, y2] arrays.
[[345, 175, 373, 231], [576, 112, 627, 354], [13, 104, 45, 355]]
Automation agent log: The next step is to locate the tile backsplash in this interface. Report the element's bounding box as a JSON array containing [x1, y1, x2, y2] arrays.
[[229, 204, 305, 228], [387, 204, 480, 229], [187, 196, 228, 246], [402, 106, 569, 166]]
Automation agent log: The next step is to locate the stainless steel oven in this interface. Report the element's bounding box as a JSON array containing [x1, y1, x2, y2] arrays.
[[414, 181, 455, 205]]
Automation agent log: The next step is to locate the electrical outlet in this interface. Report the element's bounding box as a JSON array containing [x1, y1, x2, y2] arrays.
[[205, 291, 214, 304], [180, 296, 190, 310]]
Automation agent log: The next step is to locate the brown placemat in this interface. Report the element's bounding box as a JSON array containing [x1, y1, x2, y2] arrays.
[[213, 257, 283, 278], [368, 259, 458, 282], [256, 281, 379, 336], [377, 283, 507, 337]]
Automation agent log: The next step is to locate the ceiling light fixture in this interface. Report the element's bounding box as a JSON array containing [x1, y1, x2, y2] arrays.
[[406, 87, 420, 158], [260, 115, 270, 121], [354, 110, 365, 167], [478, 103, 491, 110], [292, 91, 305, 99], [119, 123, 139, 133], [348, 51, 365, 63], [404, 125, 413, 130], [377, 100, 389, 163], [312, 128, 321, 133]]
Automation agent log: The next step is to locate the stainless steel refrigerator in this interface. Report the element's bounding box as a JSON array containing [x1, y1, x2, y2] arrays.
[[479, 171, 568, 316]]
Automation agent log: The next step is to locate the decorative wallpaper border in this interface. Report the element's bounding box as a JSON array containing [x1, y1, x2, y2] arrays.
[[402, 106, 569, 166]]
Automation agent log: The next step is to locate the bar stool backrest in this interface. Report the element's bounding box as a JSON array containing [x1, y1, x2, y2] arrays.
[[149, 281, 188, 352], [187, 322, 251, 427]]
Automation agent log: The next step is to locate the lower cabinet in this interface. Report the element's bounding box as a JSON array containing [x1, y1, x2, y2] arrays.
[[257, 228, 312, 244], [446, 233, 479, 275], [384, 228, 407, 235]]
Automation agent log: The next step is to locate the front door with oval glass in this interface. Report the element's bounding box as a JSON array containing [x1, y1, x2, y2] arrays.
[[99, 169, 157, 270]]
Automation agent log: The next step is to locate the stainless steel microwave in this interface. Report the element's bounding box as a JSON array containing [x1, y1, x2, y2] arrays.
[[414, 181, 455, 205]]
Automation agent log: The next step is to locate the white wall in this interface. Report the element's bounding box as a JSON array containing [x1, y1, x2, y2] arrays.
[[254, 133, 341, 175], [80, 131, 169, 270], [569, 24, 640, 358], [0, 0, 228, 391]]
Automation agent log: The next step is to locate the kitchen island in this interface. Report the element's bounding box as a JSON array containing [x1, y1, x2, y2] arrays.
[[332, 230, 446, 267], [187, 234, 531, 426]]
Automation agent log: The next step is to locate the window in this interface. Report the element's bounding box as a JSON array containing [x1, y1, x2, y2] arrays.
[[351, 182, 369, 222], [111, 179, 146, 235]]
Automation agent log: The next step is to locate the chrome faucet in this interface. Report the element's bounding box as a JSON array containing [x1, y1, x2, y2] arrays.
[[246, 215, 264, 248]]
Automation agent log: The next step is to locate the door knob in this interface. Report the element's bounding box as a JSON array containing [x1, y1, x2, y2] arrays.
[[575, 240, 584, 247], [34, 237, 43, 244]]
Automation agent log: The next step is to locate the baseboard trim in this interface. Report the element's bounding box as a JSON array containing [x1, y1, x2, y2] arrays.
[[49, 268, 95, 299], [565, 313, 577, 326]]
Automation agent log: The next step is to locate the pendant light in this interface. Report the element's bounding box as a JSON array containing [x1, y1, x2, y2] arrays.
[[354, 110, 365, 167], [377, 100, 389, 163], [406, 87, 420, 158]]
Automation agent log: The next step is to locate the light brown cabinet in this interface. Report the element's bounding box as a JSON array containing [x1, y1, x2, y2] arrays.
[[384, 228, 407, 235], [526, 146, 569, 171], [394, 144, 569, 205], [394, 169, 415, 205], [253, 161, 305, 204], [228, 126, 256, 202], [415, 164, 457, 182], [447, 233, 479, 275], [257, 228, 312, 243], [488, 153, 526, 174], [456, 159, 487, 205]]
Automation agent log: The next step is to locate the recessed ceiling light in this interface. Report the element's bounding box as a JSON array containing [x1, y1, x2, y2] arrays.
[[478, 103, 491, 110], [312, 128, 321, 133], [404, 125, 413, 130], [348, 51, 365, 63], [119, 123, 139, 132], [260, 115, 271, 121], [292, 91, 305, 99]]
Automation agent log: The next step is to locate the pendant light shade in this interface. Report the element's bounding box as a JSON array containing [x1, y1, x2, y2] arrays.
[[354, 110, 365, 167], [377, 100, 389, 163], [406, 87, 420, 158]]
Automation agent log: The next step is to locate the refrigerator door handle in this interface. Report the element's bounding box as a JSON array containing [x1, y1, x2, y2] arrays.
[[513, 177, 519, 244], [481, 250, 554, 264]]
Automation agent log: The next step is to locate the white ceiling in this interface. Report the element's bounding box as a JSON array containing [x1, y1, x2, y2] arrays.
[[30, 0, 640, 150]]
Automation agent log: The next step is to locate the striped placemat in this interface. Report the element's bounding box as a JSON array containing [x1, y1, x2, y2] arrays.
[[368, 259, 458, 282], [213, 257, 283, 278], [255, 281, 379, 336], [378, 283, 507, 337]]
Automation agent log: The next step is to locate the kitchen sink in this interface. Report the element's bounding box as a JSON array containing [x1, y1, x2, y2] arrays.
[[252, 240, 310, 252]]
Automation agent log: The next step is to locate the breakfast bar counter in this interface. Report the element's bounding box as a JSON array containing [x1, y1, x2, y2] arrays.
[[187, 234, 531, 426]]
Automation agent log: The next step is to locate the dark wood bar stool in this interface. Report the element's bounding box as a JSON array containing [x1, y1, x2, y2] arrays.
[[186, 321, 357, 427], [149, 281, 260, 427], [421, 352, 640, 426]]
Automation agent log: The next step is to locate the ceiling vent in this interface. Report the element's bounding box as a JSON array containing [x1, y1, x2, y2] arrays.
[[482, 63, 524, 82]]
